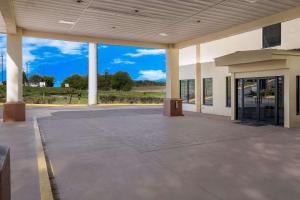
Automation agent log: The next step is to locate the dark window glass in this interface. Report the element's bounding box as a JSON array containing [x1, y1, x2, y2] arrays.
[[180, 79, 195, 104], [263, 23, 281, 48], [297, 76, 300, 115], [188, 80, 195, 104], [180, 80, 188, 103], [203, 78, 213, 106], [236, 79, 243, 120], [226, 76, 231, 107]]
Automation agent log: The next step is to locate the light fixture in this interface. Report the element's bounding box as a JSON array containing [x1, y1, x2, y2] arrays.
[[58, 20, 76, 25], [244, 0, 258, 3], [159, 33, 168, 37]]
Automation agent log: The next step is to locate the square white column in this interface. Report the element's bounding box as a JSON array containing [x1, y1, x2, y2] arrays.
[[6, 29, 23, 103], [4, 28, 25, 122], [195, 44, 201, 112], [165, 46, 179, 99], [88, 43, 98, 105]]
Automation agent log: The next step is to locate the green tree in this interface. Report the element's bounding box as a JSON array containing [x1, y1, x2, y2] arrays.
[[61, 74, 87, 89], [98, 70, 112, 91], [29, 74, 44, 84], [23, 71, 28, 85], [43, 75, 55, 87], [111, 71, 133, 91]]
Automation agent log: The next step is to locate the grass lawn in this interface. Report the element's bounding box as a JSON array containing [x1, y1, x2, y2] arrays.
[[0, 86, 165, 104]]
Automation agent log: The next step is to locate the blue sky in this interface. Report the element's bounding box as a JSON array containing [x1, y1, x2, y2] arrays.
[[0, 33, 166, 87]]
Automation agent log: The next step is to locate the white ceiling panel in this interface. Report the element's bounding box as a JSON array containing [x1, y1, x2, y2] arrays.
[[10, 0, 300, 44]]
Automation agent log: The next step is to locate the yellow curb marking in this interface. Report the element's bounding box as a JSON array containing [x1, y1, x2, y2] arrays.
[[27, 103, 162, 107], [33, 117, 54, 200]]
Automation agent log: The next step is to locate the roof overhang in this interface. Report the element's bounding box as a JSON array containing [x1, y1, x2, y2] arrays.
[[215, 49, 300, 67], [2, 1, 300, 48]]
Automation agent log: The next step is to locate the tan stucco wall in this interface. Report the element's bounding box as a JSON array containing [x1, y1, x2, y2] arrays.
[[178, 17, 300, 124], [286, 57, 300, 128], [179, 46, 197, 112], [201, 62, 231, 116]]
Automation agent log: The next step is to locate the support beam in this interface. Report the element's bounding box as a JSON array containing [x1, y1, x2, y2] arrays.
[[164, 46, 183, 117], [195, 44, 201, 112], [88, 43, 98, 106], [3, 29, 25, 122], [0, 0, 17, 34], [22, 29, 168, 49]]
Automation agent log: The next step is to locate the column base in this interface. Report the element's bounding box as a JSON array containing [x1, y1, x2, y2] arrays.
[[163, 98, 184, 117], [3, 102, 26, 122]]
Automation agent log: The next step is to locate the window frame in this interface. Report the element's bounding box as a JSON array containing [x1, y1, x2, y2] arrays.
[[297, 76, 300, 115], [226, 76, 231, 107], [180, 79, 195, 104], [203, 78, 213, 106]]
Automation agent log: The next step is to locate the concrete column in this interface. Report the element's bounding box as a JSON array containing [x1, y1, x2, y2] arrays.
[[3, 29, 25, 122], [88, 43, 98, 105], [165, 46, 179, 99], [7, 30, 23, 102], [164, 46, 183, 116], [195, 44, 201, 112]]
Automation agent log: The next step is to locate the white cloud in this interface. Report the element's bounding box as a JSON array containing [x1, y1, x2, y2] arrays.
[[112, 58, 135, 65], [0, 34, 87, 73], [99, 45, 108, 49], [21, 37, 87, 70], [0, 34, 6, 69], [23, 37, 86, 55], [125, 49, 165, 57], [137, 70, 166, 81]]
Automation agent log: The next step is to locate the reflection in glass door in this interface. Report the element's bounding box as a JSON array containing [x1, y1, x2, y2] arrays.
[[236, 76, 284, 126], [259, 78, 276, 124], [243, 79, 258, 121]]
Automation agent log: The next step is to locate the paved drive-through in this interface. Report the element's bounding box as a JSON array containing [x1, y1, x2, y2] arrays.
[[37, 108, 300, 200]]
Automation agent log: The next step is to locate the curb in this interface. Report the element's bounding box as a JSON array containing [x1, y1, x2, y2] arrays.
[[33, 117, 54, 200]]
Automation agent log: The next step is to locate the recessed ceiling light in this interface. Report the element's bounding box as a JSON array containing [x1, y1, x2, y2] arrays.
[[159, 33, 168, 37], [58, 20, 76, 25], [244, 0, 258, 3]]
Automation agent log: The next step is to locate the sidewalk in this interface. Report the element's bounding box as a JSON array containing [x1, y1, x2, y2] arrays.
[[0, 117, 40, 200]]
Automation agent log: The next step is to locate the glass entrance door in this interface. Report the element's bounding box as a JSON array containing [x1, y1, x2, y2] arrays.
[[259, 78, 276, 124], [236, 76, 284, 126], [243, 78, 258, 121]]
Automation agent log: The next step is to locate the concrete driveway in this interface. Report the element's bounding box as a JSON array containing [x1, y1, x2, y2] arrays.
[[36, 107, 300, 200]]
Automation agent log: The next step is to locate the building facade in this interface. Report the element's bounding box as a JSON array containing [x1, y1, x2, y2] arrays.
[[179, 17, 300, 128]]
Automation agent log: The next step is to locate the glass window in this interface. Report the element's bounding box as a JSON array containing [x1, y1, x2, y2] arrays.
[[226, 76, 231, 107], [203, 78, 213, 106], [180, 79, 195, 104], [263, 23, 281, 48], [297, 76, 300, 115], [180, 80, 188, 103], [188, 80, 195, 104]]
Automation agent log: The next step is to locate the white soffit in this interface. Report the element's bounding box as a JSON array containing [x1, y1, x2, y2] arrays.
[[0, 13, 6, 33], [10, 0, 300, 44]]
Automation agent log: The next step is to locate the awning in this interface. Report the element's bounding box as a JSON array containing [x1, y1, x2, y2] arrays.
[[215, 49, 300, 66]]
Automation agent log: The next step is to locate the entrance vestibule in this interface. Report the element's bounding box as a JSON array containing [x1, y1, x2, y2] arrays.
[[236, 76, 284, 126], [215, 49, 300, 128]]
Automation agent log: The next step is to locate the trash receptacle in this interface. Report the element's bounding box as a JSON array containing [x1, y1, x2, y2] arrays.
[[163, 98, 184, 117], [0, 146, 10, 200]]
